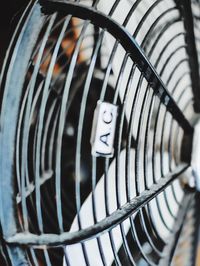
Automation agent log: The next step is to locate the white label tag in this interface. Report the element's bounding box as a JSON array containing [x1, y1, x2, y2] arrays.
[[90, 101, 118, 157]]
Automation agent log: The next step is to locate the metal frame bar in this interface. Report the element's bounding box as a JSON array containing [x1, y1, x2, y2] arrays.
[[6, 164, 188, 246], [40, 0, 193, 135]]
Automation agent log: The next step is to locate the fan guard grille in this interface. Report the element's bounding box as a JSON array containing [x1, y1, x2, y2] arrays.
[[0, 0, 199, 265]]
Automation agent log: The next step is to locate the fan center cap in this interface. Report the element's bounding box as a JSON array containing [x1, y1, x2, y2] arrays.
[[191, 120, 200, 191]]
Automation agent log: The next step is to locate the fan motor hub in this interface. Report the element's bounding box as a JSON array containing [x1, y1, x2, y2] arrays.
[[190, 120, 200, 191]]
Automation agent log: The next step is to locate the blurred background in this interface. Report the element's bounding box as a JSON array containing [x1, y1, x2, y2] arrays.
[[0, 0, 29, 68]]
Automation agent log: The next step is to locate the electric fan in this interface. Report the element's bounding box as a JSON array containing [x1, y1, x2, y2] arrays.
[[0, 0, 200, 265]]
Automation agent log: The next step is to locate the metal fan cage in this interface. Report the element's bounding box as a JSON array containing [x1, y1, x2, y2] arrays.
[[0, 0, 200, 265]]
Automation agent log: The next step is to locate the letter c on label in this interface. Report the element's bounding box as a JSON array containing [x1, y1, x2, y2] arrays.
[[102, 110, 113, 124]]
